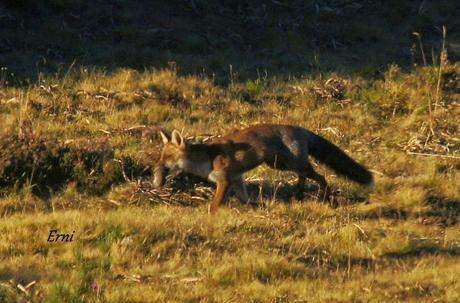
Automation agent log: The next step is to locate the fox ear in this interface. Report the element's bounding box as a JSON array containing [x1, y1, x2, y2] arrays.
[[171, 130, 185, 148], [159, 131, 169, 144]]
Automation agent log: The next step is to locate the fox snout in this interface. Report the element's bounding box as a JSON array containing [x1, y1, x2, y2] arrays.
[[153, 165, 167, 188], [153, 164, 184, 188]]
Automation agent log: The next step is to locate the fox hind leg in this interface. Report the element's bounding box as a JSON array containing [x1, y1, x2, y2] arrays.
[[295, 162, 332, 202], [231, 177, 249, 204], [295, 175, 306, 200]]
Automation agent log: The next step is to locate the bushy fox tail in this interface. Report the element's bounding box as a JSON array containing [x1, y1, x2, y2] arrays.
[[308, 132, 373, 186]]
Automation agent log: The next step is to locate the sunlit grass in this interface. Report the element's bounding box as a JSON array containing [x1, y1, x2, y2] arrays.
[[0, 64, 459, 302]]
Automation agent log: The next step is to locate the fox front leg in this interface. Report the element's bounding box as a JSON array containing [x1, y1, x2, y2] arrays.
[[208, 180, 230, 214]]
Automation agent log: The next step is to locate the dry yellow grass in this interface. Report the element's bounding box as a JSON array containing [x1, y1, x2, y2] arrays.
[[0, 64, 459, 302]]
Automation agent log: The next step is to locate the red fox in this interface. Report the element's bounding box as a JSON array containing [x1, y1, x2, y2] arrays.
[[153, 124, 373, 213]]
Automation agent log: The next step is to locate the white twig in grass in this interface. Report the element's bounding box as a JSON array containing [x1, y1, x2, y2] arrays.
[[435, 26, 448, 113], [113, 159, 132, 182], [125, 125, 146, 131], [406, 151, 460, 160], [353, 223, 368, 239], [108, 199, 121, 206], [17, 281, 36, 294], [98, 128, 111, 134], [368, 169, 384, 176], [412, 32, 427, 66]]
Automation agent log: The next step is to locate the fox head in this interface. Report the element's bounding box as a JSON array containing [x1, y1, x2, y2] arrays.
[[153, 130, 187, 188]]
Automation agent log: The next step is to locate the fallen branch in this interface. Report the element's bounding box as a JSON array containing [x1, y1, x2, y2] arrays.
[[17, 280, 36, 294]]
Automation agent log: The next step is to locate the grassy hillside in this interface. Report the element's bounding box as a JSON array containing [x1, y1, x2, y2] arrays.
[[0, 63, 459, 302], [1, 1, 460, 302]]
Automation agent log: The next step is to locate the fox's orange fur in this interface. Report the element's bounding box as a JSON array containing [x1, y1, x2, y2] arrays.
[[154, 124, 373, 213]]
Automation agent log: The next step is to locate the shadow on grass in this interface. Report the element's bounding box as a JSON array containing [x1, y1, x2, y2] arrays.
[[246, 181, 315, 204], [358, 207, 409, 220], [245, 180, 368, 206], [420, 195, 460, 227], [357, 195, 459, 227], [284, 245, 460, 273], [383, 244, 460, 259], [0, 267, 41, 288], [295, 248, 376, 271], [148, 173, 370, 210]]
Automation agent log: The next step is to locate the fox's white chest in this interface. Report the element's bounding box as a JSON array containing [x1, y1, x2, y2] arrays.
[[184, 160, 214, 181]]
